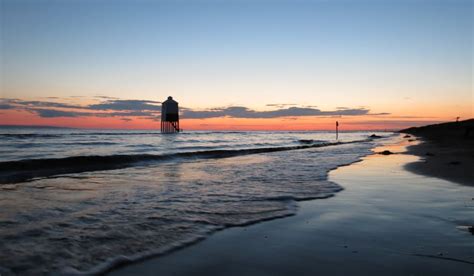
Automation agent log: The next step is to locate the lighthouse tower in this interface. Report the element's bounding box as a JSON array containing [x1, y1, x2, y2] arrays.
[[161, 96, 180, 133]]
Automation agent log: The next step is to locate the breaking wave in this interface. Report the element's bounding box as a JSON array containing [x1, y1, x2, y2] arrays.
[[0, 140, 369, 184]]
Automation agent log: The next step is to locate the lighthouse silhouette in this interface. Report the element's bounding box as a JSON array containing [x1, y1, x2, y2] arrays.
[[161, 96, 180, 133]]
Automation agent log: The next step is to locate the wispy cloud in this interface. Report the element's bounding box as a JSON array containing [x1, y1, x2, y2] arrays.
[[182, 106, 379, 119], [0, 104, 13, 109], [35, 109, 85, 118], [2, 99, 84, 110], [89, 100, 161, 111], [0, 98, 161, 118], [266, 103, 298, 108]]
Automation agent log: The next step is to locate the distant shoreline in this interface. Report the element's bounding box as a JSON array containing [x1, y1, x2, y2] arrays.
[[400, 119, 474, 186]]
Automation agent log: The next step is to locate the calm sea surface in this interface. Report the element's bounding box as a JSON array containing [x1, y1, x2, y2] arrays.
[[0, 128, 393, 274]]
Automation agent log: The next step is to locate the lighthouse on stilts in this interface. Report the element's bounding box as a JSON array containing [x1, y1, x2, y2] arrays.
[[161, 96, 180, 133]]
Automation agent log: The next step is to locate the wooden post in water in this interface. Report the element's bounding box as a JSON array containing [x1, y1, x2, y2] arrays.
[[336, 121, 339, 140], [161, 96, 180, 133]]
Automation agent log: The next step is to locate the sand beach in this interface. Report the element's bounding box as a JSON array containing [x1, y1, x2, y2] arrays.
[[403, 119, 474, 187]]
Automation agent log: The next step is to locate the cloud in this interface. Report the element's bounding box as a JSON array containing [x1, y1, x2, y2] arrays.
[[6, 99, 84, 109], [35, 109, 85, 118], [1, 98, 162, 118], [94, 95, 118, 99], [266, 103, 298, 108], [104, 111, 155, 117], [89, 100, 161, 111], [0, 104, 13, 109], [182, 106, 374, 119], [1, 97, 388, 121], [32, 109, 156, 118]]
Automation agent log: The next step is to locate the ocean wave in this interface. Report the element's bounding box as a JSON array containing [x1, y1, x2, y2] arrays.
[[0, 133, 62, 139], [60, 141, 118, 146], [298, 139, 327, 144], [7, 143, 42, 148], [0, 140, 367, 184]]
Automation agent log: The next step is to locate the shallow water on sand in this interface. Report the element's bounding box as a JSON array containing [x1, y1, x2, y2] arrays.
[[110, 139, 474, 276], [0, 129, 391, 274]]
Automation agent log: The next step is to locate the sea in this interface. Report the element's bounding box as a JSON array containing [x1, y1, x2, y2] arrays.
[[0, 127, 394, 274]]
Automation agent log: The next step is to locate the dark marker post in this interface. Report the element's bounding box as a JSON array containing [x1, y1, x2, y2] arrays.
[[336, 121, 339, 140]]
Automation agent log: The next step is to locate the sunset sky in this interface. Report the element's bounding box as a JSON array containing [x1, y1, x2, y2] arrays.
[[1, 0, 472, 130]]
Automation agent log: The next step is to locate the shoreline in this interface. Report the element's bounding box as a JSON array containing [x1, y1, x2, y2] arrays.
[[401, 119, 474, 187], [403, 137, 473, 187], [67, 142, 374, 275], [108, 137, 474, 275]]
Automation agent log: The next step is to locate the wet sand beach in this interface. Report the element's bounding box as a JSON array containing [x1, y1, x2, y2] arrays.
[[402, 119, 474, 187], [110, 139, 474, 276]]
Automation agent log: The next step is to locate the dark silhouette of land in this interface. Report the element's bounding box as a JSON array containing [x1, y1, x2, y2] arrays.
[[401, 119, 474, 186]]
